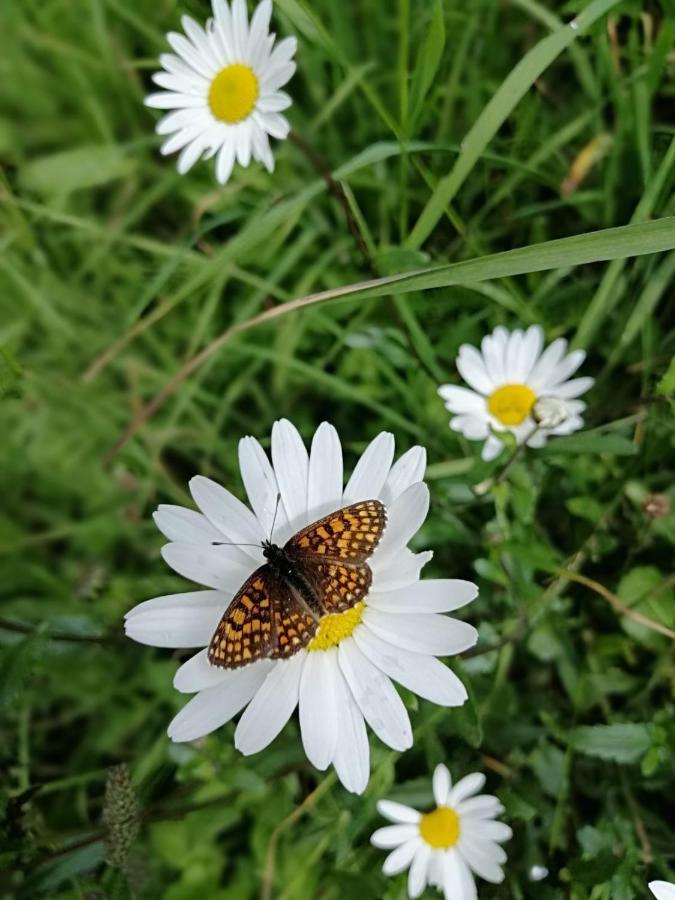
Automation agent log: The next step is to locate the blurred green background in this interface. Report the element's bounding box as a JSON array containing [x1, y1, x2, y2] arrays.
[[1, 0, 675, 897]]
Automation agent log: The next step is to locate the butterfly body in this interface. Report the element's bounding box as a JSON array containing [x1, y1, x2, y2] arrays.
[[207, 499, 387, 669]]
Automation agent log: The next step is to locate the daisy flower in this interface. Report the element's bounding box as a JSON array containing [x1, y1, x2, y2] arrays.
[[650, 883, 675, 900], [145, 0, 296, 183], [125, 420, 478, 794], [371, 763, 512, 900], [438, 325, 594, 461]]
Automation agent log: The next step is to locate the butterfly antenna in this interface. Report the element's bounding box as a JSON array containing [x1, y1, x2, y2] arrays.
[[269, 491, 282, 542], [211, 541, 261, 548]]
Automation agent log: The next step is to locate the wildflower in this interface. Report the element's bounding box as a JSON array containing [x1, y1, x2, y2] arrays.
[[125, 421, 478, 793], [438, 325, 593, 461], [650, 883, 675, 900], [371, 763, 512, 899], [145, 0, 296, 183]]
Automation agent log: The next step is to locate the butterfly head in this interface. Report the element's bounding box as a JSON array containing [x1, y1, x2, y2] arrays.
[[261, 540, 294, 577]]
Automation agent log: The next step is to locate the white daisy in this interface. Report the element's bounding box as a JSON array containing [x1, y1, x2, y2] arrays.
[[650, 882, 675, 900], [371, 763, 512, 900], [438, 325, 594, 461], [145, 0, 296, 183], [125, 420, 478, 794]]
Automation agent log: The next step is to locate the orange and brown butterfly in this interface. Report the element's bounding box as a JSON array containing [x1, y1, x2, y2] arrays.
[[207, 499, 387, 669]]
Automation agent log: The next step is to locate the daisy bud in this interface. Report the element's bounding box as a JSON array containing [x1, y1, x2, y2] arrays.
[[532, 396, 568, 429]]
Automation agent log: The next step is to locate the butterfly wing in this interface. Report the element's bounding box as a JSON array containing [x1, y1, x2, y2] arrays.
[[207, 566, 277, 668], [286, 499, 386, 615], [208, 566, 318, 668]]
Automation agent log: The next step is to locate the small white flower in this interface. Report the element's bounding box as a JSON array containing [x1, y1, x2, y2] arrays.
[[371, 763, 512, 900], [145, 0, 296, 183], [125, 420, 479, 794], [438, 325, 594, 461], [650, 882, 675, 900]]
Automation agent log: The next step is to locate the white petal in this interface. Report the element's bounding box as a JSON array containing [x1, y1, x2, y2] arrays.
[[447, 773, 486, 806], [476, 821, 513, 843], [189, 475, 264, 561], [168, 662, 272, 741], [307, 422, 343, 521], [251, 123, 275, 172], [181, 15, 221, 70], [145, 92, 206, 110], [371, 483, 429, 570], [382, 839, 422, 876], [174, 648, 228, 692], [480, 333, 507, 386], [238, 436, 290, 544], [438, 385, 485, 415], [153, 505, 222, 543], [449, 414, 490, 441], [457, 834, 505, 883], [481, 434, 505, 461], [528, 337, 567, 390], [161, 542, 254, 592], [433, 764, 452, 807], [124, 590, 225, 648], [519, 325, 544, 380], [234, 655, 304, 754], [257, 91, 292, 112], [158, 52, 198, 78], [212, 0, 235, 61], [247, 0, 272, 56], [235, 120, 252, 167], [441, 849, 477, 900], [338, 638, 412, 751], [377, 800, 421, 824], [504, 328, 525, 380], [457, 345, 494, 394], [342, 432, 395, 505], [547, 375, 594, 398], [371, 824, 420, 849], [271, 419, 309, 535], [546, 348, 586, 387], [649, 883, 675, 900], [215, 139, 236, 184], [161, 121, 212, 156], [262, 36, 297, 73], [380, 446, 426, 506], [259, 108, 291, 137], [298, 648, 338, 770], [156, 107, 204, 135], [456, 795, 503, 819], [354, 627, 468, 706], [408, 843, 432, 898], [368, 579, 478, 615], [362, 610, 477, 657], [372, 549, 433, 592], [332, 669, 370, 794], [231, 0, 249, 61], [167, 32, 217, 78], [152, 70, 206, 94]]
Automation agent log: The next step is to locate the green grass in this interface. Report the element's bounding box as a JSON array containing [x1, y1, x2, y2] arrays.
[[1, 0, 675, 898]]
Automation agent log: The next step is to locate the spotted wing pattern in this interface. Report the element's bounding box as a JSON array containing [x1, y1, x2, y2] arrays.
[[207, 567, 317, 668], [287, 499, 387, 563], [207, 568, 275, 668], [303, 561, 373, 614]]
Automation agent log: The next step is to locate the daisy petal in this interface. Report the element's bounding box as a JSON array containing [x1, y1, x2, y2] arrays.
[[307, 422, 343, 520], [339, 637, 412, 751], [433, 764, 452, 807], [299, 648, 338, 770], [481, 434, 505, 461], [372, 549, 433, 592], [124, 591, 225, 648], [457, 834, 505, 883], [343, 432, 395, 505], [332, 669, 370, 794], [457, 345, 494, 394], [408, 843, 431, 898], [371, 824, 420, 849], [355, 627, 469, 706], [168, 663, 272, 741], [380, 446, 426, 506], [447, 772, 486, 806], [547, 375, 594, 398], [189, 475, 264, 560], [174, 648, 228, 692], [649, 883, 675, 900], [153, 505, 221, 543], [234, 655, 305, 755], [161, 542, 254, 592], [382, 838, 422, 876], [377, 800, 421, 824], [367, 579, 478, 615], [438, 385, 485, 415], [362, 610, 478, 657], [372, 482, 429, 569], [238, 436, 290, 543], [271, 419, 309, 534]]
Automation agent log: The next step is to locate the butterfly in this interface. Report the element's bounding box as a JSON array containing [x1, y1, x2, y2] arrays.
[[207, 499, 387, 668]]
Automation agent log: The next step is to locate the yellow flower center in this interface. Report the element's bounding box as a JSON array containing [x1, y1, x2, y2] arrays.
[[487, 383, 537, 426], [419, 807, 461, 849], [208, 64, 259, 123], [308, 603, 364, 651]]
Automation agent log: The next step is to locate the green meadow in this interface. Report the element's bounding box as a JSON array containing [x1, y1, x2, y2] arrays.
[[1, 0, 674, 897]]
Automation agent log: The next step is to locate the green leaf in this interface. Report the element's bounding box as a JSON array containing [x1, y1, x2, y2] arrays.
[[408, 0, 445, 130], [657, 355, 675, 398], [541, 432, 638, 457], [568, 724, 653, 763], [19, 145, 135, 195]]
